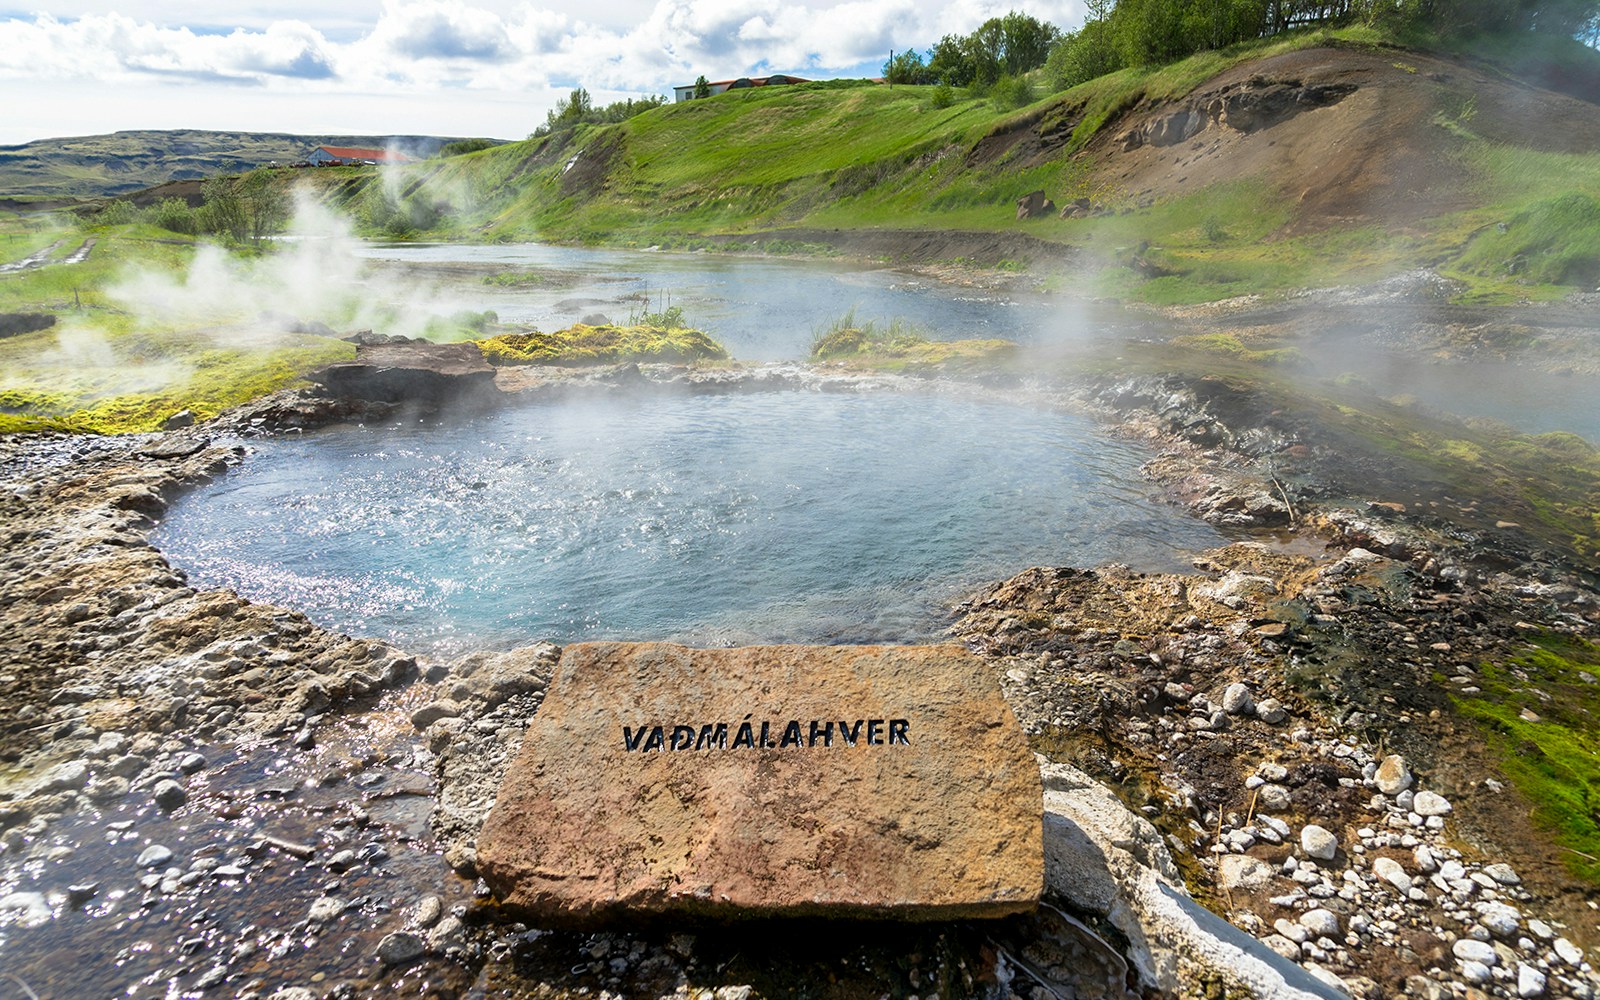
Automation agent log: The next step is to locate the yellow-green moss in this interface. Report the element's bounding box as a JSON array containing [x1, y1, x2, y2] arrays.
[[475, 323, 729, 366]]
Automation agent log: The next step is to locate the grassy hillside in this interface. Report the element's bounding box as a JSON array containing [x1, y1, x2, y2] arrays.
[[330, 26, 1600, 305], [0, 130, 497, 200]]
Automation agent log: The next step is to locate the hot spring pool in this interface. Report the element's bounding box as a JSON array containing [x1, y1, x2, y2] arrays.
[[153, 390, 1227, 655]]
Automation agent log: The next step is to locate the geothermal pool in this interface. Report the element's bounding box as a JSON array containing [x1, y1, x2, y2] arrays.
[[154, 390, 1228, 656]]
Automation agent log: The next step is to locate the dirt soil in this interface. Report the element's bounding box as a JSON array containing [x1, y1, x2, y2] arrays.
[[1079, 45, 1600, 231]]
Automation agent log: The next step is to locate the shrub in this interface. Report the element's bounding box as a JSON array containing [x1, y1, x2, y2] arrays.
[[930, 83, 956, 109], [992, 74, 1035, 110]]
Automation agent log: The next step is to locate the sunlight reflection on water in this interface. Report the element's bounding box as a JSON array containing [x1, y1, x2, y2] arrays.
[[155, 391, 1228, 656]]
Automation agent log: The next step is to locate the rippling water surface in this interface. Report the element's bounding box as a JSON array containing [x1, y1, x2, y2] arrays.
[[155, 391, 1226, 655]]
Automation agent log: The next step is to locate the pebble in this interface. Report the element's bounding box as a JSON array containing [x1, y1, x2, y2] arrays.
[[1300, 908, 1341, 938], [1222, 682, 1254, 715], [1453, 939, 1499, 966], [1257, 784, 1292, 811], [1413, 791, 1452, 816], [1519, 964, 1548, 997], [177, 752, 207, 774], [1556, 938, 1584, 966], [136, 844, 174, 868], [1374, 754, 1413, 795], [307, 896, 345, 923], [151, 779, 188, 810], [376, 930, 426, 966], [1373, 856, 1412, 893], [1255, 697, 1286, 724], [410, 894, 443, 929], [1483, 862, 1521, 885], [1480, 901, 1521, 938], [1301, 824, 1338, 860]]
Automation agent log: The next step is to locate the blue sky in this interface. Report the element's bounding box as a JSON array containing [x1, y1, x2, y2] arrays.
[[0, 0, 1087, 144]]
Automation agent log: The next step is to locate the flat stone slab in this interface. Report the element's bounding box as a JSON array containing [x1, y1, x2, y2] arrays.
[[477, 642, 1042, 924]]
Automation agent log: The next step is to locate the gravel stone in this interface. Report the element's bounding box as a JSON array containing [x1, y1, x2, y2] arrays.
[[1413, 790, 1452, 816], [1301, 824, 1338, 860]]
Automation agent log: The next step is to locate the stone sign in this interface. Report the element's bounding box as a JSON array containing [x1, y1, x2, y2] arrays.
[[477, 642, 1042, 923]]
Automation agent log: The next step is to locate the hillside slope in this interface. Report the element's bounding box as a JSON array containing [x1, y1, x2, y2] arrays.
[[0, 129, 494, 200], [357, 36, 1600, 301]]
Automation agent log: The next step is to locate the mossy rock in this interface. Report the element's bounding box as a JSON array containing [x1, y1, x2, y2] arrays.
[[476, 323, 729, 366]]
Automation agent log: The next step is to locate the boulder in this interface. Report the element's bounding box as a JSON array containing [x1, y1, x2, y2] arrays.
[[1039, 759, 1347, 999], [1016, 189, 1057, 219], [477, 642, 1042, 924]]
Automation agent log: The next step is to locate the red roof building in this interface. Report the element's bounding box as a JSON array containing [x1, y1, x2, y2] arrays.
[[306, 145, 414, 165]]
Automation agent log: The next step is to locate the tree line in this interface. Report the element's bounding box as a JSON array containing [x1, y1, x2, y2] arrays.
[[532, 88, 669, 138], [884, 1, 1600, 96]]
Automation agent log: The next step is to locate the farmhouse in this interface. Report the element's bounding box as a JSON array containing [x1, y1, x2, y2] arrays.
[[306, 145, 414, 166], [672, 74, 808, 102]]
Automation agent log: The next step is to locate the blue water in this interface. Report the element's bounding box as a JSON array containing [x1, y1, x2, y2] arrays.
[[154, 391, 1226, 656], [353, 241, 1127, 361]]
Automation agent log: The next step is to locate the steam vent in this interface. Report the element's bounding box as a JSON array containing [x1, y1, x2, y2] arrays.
[[476, 642, 1043, 923]]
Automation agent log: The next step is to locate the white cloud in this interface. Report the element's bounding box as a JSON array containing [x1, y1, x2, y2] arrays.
[[0, 0, 1088, 143]]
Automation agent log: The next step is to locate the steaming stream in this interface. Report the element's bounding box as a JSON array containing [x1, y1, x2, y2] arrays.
[[155, 391, 1228, 656]]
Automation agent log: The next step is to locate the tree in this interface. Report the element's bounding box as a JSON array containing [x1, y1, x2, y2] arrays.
[[693, 74, 710, 99], [884, 49, 932, 84], [200, 169, 287, 246]]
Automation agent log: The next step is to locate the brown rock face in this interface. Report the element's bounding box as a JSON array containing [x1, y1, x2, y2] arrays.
[[477, 642, 1042, 924]]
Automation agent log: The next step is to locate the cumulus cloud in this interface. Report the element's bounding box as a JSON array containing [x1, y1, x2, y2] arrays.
[[0, 0, 1088, 138]]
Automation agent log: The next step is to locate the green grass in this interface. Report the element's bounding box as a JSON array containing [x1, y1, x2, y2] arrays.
[[0, 217, 355, 433], [1454, 633, 1600, 884]]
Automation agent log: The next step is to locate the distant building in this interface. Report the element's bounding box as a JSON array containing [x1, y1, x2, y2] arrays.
[[306, 145, 414, 166], [672, 74, 808, 102]]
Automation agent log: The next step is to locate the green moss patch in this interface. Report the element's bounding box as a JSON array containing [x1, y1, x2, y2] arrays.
[[476, 324, 729, 366], [810, 314, 1016, 372], [1453, 633, 1600, 884]]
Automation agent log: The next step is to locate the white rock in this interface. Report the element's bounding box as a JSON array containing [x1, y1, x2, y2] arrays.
[[1528, 918, 1554, 940], [1299, 908, 1341, 938], [1301, 824, 1338, 860], [1395, 789, 1415, 811], [1263, 934, 1301, 960], [1555, 937, 1584, 966], [1374, 755, 1413, 795], [1222, 682, 1254, 715], [1256, 698, 1286, 724], [1275, 918, 1310, 943], [1257, 784, 1292, 812], [1483, 862, 1521, 885], [1453, 938, 1499, 966], [1036, 757, 1348, 999], [1413, 845, 1436, 872], [1438, 859, 1465, 880], [1459, 960, 1492, 985], [1518, 964, 1548, 997], [1479, 901, 1521, 939], [136, 845, 174, 868], [0, 891, 52, 927], [1413, 791, 1452, 816], [1372, 856, 1411, 892], [1218, 853, 1275, 892]]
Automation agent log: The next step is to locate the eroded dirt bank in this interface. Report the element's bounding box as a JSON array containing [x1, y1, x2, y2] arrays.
[[1, 360, 1597, 999]]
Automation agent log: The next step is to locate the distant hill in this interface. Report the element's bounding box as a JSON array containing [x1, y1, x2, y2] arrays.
[[0, 129, 506, 200]]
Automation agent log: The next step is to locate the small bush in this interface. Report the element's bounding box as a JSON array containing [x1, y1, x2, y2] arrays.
[[992, 74, 1034, 110], [930, 83, 956, 109]]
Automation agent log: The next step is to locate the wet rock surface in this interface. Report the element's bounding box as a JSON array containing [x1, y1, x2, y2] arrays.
[[2, 356, 1599, 998]]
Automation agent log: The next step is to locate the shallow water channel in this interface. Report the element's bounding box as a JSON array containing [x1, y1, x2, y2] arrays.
[[155, 391, 1228, 658]]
